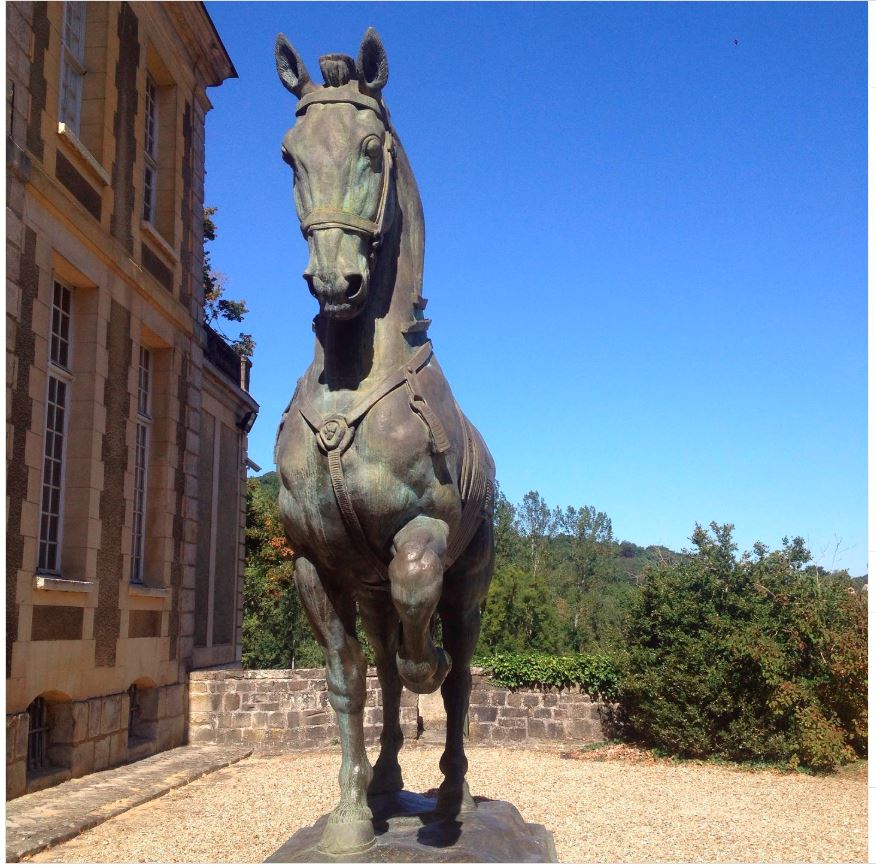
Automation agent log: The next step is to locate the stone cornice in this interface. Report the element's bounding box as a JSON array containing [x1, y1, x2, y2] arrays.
[[164, 2, 237, 89]]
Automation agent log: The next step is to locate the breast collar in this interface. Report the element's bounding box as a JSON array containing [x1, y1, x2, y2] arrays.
[[291, 341, 450, 588]]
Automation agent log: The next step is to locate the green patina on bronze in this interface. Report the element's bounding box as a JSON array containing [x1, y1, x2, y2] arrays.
[[273, 29, 496, 856]]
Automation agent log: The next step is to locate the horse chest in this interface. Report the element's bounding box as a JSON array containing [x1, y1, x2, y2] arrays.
[[276, 390, 451, 563]]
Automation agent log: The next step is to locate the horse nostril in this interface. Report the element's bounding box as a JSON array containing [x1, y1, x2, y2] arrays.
[[345, 274, 363, 301], [303, 273, 317, 297]]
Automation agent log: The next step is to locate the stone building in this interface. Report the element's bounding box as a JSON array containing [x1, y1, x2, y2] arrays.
[[6, 1, 257, 798]]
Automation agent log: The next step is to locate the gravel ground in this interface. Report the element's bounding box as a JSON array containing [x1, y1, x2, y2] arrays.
[[27, 744, 867, 863]]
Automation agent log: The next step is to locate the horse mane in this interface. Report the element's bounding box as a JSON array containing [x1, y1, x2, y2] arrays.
[[319, 54, 357, 87]]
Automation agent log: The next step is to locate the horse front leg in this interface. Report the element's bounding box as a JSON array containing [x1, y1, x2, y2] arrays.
[[389, 515, 452, 695], [294, 558, 374, 854], [359, 591, 404, 795]]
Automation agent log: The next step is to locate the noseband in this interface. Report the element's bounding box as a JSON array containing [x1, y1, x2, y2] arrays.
[[292, 89, 395, 257]]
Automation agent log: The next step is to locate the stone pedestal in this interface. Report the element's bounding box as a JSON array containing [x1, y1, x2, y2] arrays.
[[266, 791, 557, 863]]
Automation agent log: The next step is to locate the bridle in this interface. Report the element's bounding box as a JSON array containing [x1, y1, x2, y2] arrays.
[[291, 88, 395, 260]]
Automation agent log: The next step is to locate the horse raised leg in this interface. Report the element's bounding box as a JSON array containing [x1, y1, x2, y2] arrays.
[[294, 558, 374, 854], [436, 522, 495, 815], [389, 515, 452, 694], [358, 591, 404, 795]]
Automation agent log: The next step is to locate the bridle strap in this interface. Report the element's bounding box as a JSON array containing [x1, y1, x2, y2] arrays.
[[301, 210, 379, 237], [296, 89, 384, 117], [295, 94, 395, 253]]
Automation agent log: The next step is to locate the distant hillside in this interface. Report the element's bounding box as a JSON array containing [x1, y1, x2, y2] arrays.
[[253, 470, 279, 499]]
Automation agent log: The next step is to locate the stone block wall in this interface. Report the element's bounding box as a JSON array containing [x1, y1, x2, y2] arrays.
[[5, 683, 186, 800], [188, 668, 419, 752], [465, 671, 606, 743], [188, 668, 610, 751]]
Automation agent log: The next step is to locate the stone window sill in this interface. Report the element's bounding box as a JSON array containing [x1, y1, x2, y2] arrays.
[[33, 575, 94, 593], [57, 123, 110, 186], [141, 219, 180, 263], [129, 584, 171, 598]]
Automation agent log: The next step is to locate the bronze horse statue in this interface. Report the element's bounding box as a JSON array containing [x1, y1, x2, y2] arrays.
[[273, 28, 496, 855]]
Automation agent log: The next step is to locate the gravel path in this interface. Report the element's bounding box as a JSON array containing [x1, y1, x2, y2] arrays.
[[27, 744, 867, 863]]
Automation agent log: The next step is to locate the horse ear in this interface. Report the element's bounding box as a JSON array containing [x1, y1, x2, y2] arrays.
[[356, 27, 388, 94], [275, 34, 314, 97]]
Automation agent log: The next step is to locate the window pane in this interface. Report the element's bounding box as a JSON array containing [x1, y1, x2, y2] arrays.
[[50, 282, 72, 369], [130, 421, 149, 584], [63, 2, 86, 64], [38, 371, 69, 573], [137, 347, 151, 416]]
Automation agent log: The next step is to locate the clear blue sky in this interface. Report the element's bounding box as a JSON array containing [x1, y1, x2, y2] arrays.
[[203, 2, 866, 575]]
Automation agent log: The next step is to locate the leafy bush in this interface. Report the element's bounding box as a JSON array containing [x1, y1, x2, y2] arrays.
[[619, 523, 867, 770], [243, 477, 322, 669], [479, 651, 620, 700]]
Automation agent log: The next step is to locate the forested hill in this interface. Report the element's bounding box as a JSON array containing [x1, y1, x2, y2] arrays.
[[247, 471, 684, 655]]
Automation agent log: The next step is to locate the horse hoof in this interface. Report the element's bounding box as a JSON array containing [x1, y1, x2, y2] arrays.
[[397, 647, 452, 694], [319, 808, 375, 855], [436, 779, 477, 817]]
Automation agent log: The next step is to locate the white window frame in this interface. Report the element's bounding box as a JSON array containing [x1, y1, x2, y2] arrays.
[[37, 281, 74, 575], [130, 346, 152, 584], [142, 74, 159, 224], [59, 1, 86, 137]]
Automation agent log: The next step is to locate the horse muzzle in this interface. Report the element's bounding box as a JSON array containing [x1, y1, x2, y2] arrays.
[[304, 269, 369, 320]]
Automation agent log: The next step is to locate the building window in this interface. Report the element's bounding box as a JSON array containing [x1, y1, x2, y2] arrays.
[[38, 282, 73, 574], [59, 1, 86, 136], [131, 347, 151, 584], [27, 697, 49, 772], [142, 74, 158, 223]]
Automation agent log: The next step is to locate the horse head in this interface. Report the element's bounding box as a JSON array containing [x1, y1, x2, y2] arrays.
[[276, 29, 395, 321]]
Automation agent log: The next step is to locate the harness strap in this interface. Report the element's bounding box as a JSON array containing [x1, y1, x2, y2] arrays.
[[297, 341, 433, 449], [404, 367, 450, 455], [294, 342, 434, 586], [292, 345, 493, 583], [445, 408, 494, 567], [327, 449, 388, 586]]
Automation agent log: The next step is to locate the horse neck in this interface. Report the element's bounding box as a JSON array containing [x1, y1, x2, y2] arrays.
[[313, 139, 427, 391]]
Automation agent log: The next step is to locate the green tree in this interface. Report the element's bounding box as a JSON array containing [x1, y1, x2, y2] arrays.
[[242, 476, 321, 668], [516, 490, 555, 579], [479, 563, 563, 654], [557, 505, 613, 651], [620, 522, 867, 770], [203, 206, 254, 358]]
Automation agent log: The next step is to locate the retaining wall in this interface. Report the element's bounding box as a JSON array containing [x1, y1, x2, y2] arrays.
[[188, 667, 609, 751]]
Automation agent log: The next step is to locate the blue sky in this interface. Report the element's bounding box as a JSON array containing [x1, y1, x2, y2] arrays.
[[203, 2, 866, 574]]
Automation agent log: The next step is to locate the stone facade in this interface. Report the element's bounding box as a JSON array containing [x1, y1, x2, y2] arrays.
[[6, 682, 186, 799], [188, 668, 610, 751], [6, 2, 254, 798]]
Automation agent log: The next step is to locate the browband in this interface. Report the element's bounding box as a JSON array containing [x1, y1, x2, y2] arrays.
[[296, 89, 384, 118]]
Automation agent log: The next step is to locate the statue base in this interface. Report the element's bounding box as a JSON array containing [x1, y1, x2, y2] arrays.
[[265, 790, 558, 863]]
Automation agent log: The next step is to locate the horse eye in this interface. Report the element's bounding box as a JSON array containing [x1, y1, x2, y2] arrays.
[[362, 136, 383, 168]]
